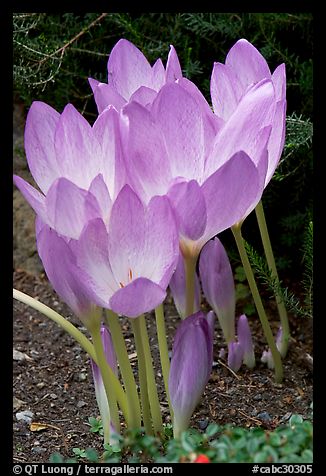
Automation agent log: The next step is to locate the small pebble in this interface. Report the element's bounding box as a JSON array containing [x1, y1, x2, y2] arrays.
[[36, 382, 46, 389], [198, 419, 209, 430], [77, 372, 87, 382], [77, 400, 87, 408], [257, 411, 272, 422], [13, 349, 32, 362], [13, 396, 26, 411], [280, 412, 292, 422], [253, 394, 262, 401], [32, 447, 46, 454], [16, 410, 34, 423], [50, 393, 57, 399]]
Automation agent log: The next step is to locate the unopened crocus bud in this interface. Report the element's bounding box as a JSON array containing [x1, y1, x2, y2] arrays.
[[261, 326, 283, 369], [90, 325, 118, 443], [199, 238, 236, 343], [169, 311, 215, 437], [227, 341, 243, 372], [237, 314, 255, 369], [169, 252, 201, 319]]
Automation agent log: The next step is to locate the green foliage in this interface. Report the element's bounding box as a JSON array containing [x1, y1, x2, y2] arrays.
[[49, 416, 313, 463], [234, 266, 256, 316], [274, 113, 313, 183], [302, 221, 313, 312], [244, 237, 313, 319], [88, 416, 104, 435]]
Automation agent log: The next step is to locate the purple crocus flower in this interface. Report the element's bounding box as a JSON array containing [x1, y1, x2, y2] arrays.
[[14, 103, 125, 239], [261, 326, 283, 369], [90, 325, 118, 443], [89, 39, 182, 113], [122, 77, 274, 259], [210, 38, 286, 190], [169, 311, 215, 437], [227, 341, 243, 373], [169, 252, 201, 319], [199, 238, 236, 343], [226, 316, 255, 372], [237, 314, 255, 369], [71, 185, 179, 318]]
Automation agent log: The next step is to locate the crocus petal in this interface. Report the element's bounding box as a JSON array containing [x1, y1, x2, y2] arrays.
[[54, 104, 100, 189], [169, 312, 214, 436], [199, 238, 235, 343], [107, 39, 153, 100], [237, 314, 255, 368], [108, 185, 179, 288], [225, 39, 271, 93], [166, 45, 182, 82], [108, 185, 147, 286], [35, 215, 45, 239], [210, 62, 242, 121], [151, 58, 166, 90], [36, 224, 95, 319], [178, 76, 223, 137], [92, 106, 126, 198], [88, 174, 112, 227], [272, 63, 286, 102], [227, 341, 243, 372], [121, 101, 172, 202], [24, 101, 60, 193], [45, 178, 101, 239], [91, 81, 126, 114], [151, 83, 207, 181], [13, 175, 47, 222], [204, 78, 275, 177], [265, 100, 287, 186], [144, 195, 179, 289], [169, 253, 201, 319], [73, 218, 118, 307], [242, 145, 269, 220], [261, 326, 283, 369], [167, 180, 207, 241], [88, 77, 100, 93], [109, 278, 166, 318], [129, 86, 157, 108], [200, 151, 261, 247]]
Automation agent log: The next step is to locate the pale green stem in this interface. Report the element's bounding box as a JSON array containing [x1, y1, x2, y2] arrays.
[[13, 289, 97, 360], [184, 256, 197, 318], [130, 317, 153, 435], [231, 225, 283, 383], [138, 314, 163, 435], [104, 310, 141, 429], [155, 304, 173, 419], [13, 289, 129, 417], [90, 322, 120, 437], [255, 200, 290, 357]]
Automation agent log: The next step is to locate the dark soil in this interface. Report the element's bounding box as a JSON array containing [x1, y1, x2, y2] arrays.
[[13, 102, 313, 463]]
